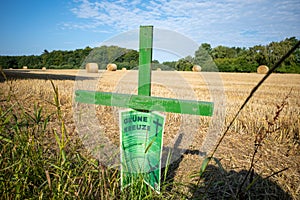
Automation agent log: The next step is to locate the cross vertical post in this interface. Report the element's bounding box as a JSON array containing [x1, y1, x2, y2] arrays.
[[138, 25, 153, 96], [75, 25, 215, 193]]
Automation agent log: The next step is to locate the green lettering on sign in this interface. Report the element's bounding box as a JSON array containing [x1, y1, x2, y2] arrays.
[[120, 109, 165, 193]]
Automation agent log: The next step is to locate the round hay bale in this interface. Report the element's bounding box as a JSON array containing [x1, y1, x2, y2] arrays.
[[121, 67, 127, 71], [23, 66, 28, 69], [42, 67, 46, 71], [257, 65, 269, 74], [192, 65, 201, 72], [106, 63, 117, 71], [156, 68, 161, 71], [86, 63, 98, 73]]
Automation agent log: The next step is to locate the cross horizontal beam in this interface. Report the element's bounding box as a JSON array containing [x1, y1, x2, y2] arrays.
[[75, 90, 214, 116]]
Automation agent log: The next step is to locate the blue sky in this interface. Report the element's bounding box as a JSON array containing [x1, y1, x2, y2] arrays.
[[0, 0, 299, 61]]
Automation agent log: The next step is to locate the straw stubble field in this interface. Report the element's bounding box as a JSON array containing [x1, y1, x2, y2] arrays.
[[1, 69, 299, 199]]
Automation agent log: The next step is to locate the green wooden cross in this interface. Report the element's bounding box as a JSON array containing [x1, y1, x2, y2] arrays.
[[75, 25, 214, 116]]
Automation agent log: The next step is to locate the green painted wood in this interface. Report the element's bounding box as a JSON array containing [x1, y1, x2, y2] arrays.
[[75, 26, 214, 117], [138, 25, 153, 96], [75, 90, 214, 116]]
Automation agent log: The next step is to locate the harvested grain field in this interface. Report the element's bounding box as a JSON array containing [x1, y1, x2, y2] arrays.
[[1, 69, 299, 199]]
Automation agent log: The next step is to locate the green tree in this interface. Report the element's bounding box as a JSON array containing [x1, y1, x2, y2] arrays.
[[175, 58, 193, 71], [162, 61, 176, 69], [211, 45, 237, 59], [194, 44, 217, 71], [115, 49, 139, 69], [84, 45, 129, 69], [41, 49, 50, 68], [184, 55, 194, 63], [200, 43, 212, 54]]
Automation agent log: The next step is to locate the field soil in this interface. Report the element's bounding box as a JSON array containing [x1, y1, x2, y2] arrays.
[[1, 69, 300, 199]]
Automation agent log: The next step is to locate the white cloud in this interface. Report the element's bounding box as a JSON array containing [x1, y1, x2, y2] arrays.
[[64, 0, 300, 47], [71, 0, 100, 18]]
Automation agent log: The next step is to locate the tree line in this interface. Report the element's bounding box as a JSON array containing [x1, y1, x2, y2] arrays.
[[167, 37, 299, 73], [0, 47, 93, 70], [0, 37, 299, 73]]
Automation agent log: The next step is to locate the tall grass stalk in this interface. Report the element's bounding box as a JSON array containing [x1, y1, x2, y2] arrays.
[[0, 80, 179, 199], [194, 36, 300, 199]]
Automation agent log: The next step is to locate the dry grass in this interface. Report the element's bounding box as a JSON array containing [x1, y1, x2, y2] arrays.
[[1, 69, 299, 199]]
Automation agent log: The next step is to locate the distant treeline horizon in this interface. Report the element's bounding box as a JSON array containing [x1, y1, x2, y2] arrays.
[[0, 37, 299, 73]]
